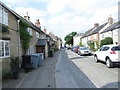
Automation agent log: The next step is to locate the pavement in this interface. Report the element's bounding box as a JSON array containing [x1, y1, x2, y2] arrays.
[[2, 50, 61, 88]]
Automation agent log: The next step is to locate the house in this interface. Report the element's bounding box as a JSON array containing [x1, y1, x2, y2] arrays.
[[49, 32, 62, 50], [81, 27, 95, 47], [0, 1, 56, 78], [73, 33, 83, 46], [0, 1, 20, 78], [81, 15, 114, 48], [100, 21, 120, 44]]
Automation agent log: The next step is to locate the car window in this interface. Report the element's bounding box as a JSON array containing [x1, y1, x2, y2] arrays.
[[100, 47, 109, 51], [80, 47, 89, 50], [111, 46, 120, 51]]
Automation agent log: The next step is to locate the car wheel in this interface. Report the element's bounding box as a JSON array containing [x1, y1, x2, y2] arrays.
[[94, 55, 99, 62], [106, 58, 113, 68]]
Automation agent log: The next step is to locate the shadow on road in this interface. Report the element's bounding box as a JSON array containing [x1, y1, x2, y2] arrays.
[[101, 82, 120, 88], [98, 61, 120, 68]]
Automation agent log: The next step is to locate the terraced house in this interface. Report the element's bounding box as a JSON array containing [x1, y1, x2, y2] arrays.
[[0, 1, 59, 78], [81, 16, 118, 49]]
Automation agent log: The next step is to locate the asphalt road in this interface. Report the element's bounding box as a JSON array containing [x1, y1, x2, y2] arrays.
[[55, 49, 120, 88]]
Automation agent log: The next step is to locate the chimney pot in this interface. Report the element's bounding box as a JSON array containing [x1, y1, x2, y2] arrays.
[[43, 26, 47, 33], [94, 23, 99, 28], [24, 12, 30, 21], [108, 15, 113, 25], [35, 19, 40, 28]]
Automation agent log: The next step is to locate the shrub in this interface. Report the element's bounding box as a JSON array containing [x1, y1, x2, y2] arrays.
[[100, 37, 113, 47]]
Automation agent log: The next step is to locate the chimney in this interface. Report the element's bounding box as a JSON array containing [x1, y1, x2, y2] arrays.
[[43, 26, 47, 33], [24, 12, 30, 21], [35, 19, 40, 28], [94, 23, 99, 28], [108, 15, 113, 25]]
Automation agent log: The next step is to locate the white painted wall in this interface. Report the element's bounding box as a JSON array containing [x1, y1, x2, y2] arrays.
[[73, 36, 81, 46]]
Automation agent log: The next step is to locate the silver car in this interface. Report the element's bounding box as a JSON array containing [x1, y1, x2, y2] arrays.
[[78, 47, 91, 55]]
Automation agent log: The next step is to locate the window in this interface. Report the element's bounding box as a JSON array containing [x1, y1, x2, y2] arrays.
[[0, 7, 2, 23], [0, 40, 10, 58], [100, 47, 109, 51], [27, 46, 34, 55], [36, 32, 39, 38], [0, 7, 8, 25], [102, 34, 104, 39], [27, 27, 32, 35], [111, 46, 120, 51]]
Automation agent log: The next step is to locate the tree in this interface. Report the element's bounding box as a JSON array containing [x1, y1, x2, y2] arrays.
[[87, 40, 95, 50], [64, 32, 77, 45], [100, 37, 113, 47], [79, 38, 84, 46]]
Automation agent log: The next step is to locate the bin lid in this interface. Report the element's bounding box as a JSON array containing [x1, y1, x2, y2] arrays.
[[31, 54, 39, 56]]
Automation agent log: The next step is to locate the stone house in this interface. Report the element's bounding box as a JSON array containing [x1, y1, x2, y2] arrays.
[[49, 32, 62, 50], [0, 1, 20, 78], [0, 1, 51, 78]]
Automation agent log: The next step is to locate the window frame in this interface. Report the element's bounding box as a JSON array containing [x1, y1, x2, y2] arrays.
[[0, 7, 8, 25], [27, 27, 32, 36], [36, 31, 40, 38], [0, 40, 10, 58]]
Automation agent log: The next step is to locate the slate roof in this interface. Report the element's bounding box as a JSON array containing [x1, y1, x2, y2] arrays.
[[89, 22, 107, 36], [36, 39, 47, 46], [81, 28, 94, 38], [100, 21, 120, 34]]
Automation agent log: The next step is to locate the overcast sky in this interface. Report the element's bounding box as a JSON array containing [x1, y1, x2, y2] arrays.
[[1, 0, 119, 41]]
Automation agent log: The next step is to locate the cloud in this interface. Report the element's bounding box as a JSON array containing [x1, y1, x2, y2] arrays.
[[1, 0, 119, 42]]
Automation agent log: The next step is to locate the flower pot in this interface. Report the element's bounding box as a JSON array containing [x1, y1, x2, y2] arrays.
[[10, 69, 19, 79]]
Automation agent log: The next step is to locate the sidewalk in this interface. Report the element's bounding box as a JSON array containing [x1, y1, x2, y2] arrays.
[[2, 50, 61, 88]]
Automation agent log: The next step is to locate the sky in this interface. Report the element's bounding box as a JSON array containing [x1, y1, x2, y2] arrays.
[[0, 0, 119, 42]]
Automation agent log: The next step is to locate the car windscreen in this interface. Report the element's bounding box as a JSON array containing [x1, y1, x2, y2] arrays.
[[111, 46, 120, 51]]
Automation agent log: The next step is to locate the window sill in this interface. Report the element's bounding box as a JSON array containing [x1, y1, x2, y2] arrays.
[[0, 56, 10, 59]]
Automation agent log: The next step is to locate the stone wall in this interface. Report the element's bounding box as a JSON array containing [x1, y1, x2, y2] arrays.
[[2, 9, 18, 78]]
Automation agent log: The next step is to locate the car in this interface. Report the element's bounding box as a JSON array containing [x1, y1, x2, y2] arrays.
[[74, 46, 80, 53], [78, 47, 91, 55], [94, 45, 120, 68], [71, 46, 76, 51]]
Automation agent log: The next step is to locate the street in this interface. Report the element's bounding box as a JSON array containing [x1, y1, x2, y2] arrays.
[[55, 49, 120, 88], [3, 49, 120, 88]]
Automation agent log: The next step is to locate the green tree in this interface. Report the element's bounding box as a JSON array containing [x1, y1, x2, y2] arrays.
[[19, 19, 32, 54], [100, 37, 113, 47], [64, 32, 77, 45], [87, 40, 95, 51], [79, 38, 84, 46]]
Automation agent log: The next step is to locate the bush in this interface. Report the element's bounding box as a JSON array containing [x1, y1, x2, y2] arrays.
[[10, 57, 20, 70], [100, 37, 113, 47]]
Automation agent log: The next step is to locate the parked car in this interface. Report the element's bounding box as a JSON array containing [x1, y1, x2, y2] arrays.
[[94, 45, 120, 68], [78, 47, 91, 55], [74, 46, 79, 53], [71, 46, 76, 51]]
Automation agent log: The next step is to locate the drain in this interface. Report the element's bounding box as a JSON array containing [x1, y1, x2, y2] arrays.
[[48, 85, 51, 87]]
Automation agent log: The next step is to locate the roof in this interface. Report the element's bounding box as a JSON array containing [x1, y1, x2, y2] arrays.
[[89, 23, 107, 35], [0, 1, 46, 34], [100, 21, 120, 34], [36, 39, 47, 46], [81, 28, 94, 38]]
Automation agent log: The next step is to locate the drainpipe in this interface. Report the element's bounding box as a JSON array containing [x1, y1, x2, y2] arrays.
[[17, 19, 20, 59]]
